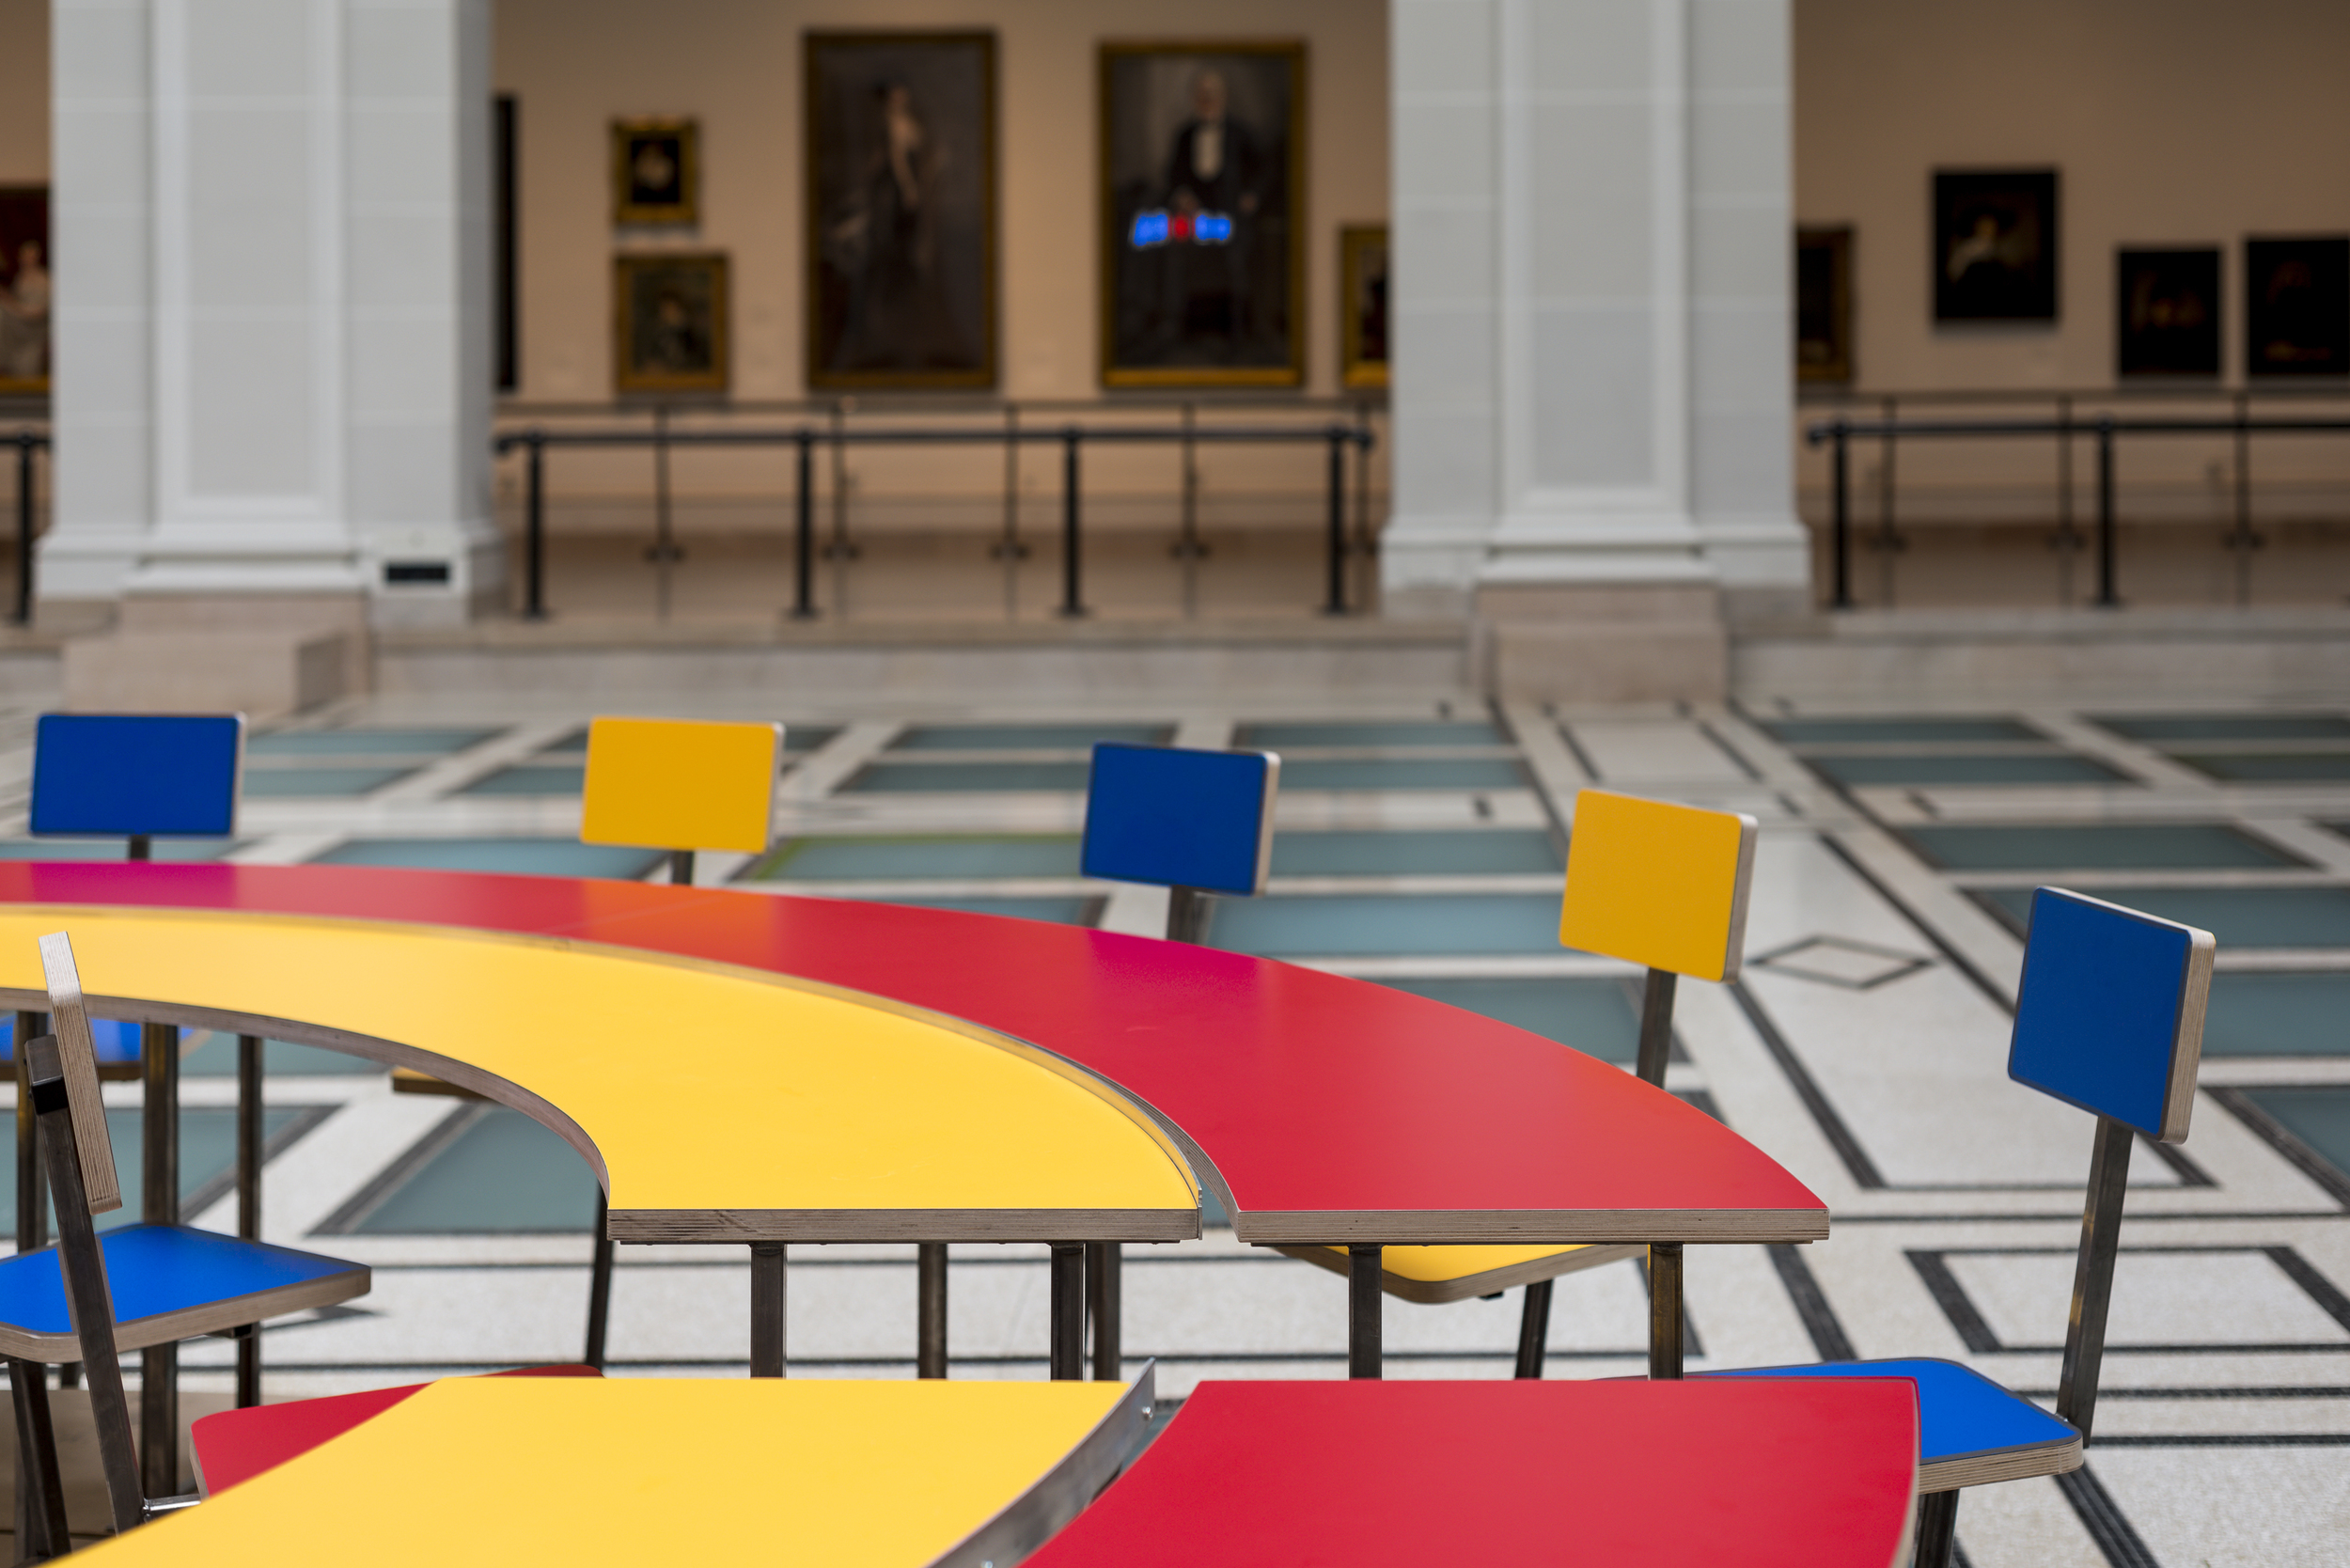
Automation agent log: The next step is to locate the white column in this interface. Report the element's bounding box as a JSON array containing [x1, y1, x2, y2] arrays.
[[1386, 0, 1807, 696], [44, 0, 498, 635]]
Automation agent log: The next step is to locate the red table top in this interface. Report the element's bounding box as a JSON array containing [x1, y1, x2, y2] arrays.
[[0, 863, 1825, 1244], [1028, 1379, 1919, 1568]]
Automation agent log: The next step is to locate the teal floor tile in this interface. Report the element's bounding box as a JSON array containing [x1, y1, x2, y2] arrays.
[[841, 760, 1093, 792], [312, 838, 666, 880], [1807, 753, 2129, 787], [1270, 829, 1562, 876], [1902, 823, 2300, 871], [1277, 758, 1530, 792], [1373, 976, 1637, 1061], [1763, 716, 2043, 745], [868, 894, 1097, 924], [539, 726, 839, 757], [891, 724, 1169, 752], [2235, 1087, 2350, 1184], [460, 763, 586, 796], [749, 837, 1084, 881], [2097, 714, 2350, 743], [1235, 720, 1507, 749], [342, 1106, 597, 1234], [0, 1105, 315, 1239], [248, 729, 497, 757], [243, 766, 416, 797], [0, 839, 234, 862], [1973, 885, 2350, 948], [2204, 974, 2350, 1056], [2169, 752, 2350, 783], [1208, 893, 1564, 956]]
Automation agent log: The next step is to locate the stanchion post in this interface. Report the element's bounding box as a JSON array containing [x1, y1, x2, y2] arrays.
[[523, 432, 547, 620], [1058, 428, 1086, 619], [791, 430, 817, 619], [1829, 417, 1852, 609], [12, 433, 33, 626], [2095, 415, 2118, 607], [1322, 427, 1348, 615]]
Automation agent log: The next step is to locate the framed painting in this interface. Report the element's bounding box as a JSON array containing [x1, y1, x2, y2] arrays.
[[0, 186, 50, 396], [1933, 169, 2058, 322], [1795, 226, 1853, 383], [612, 118, 698, 227], [1340, 224, 1387, 389], [1100, 40, 1306, 387], [2246, 236, 2348, 378], [805, 31, 997, 391], [2116, 247, 2219, 378], [613, 253, 728, 395]]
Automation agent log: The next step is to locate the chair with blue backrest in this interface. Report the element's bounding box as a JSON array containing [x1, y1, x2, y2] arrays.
[[6, 931, 371, 1549], [1708, 886, 2217, 1568]]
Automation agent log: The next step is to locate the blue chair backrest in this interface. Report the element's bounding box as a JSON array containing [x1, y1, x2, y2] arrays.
[[31, 713, 245, 839], [1081, 744, 1278, 895], [2009, 887, 2214, 1143]]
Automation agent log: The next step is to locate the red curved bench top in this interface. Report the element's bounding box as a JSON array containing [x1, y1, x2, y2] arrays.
[[0, 863, 1826, 1245]]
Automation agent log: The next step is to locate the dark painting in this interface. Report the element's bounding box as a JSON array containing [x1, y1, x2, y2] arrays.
[[806, 32, 996, 390], [2246, 236, 2349, 378], [2116, 248, 2219, 378], [614, 253, 728, 394], [1796, 227, 1853, 382], [1101, 41, 1304, 387], [1934, 170, 2058, 322], [1340, 224, 1386, 389], [0, 187, 49, 395], [612, 119, 697, 227]]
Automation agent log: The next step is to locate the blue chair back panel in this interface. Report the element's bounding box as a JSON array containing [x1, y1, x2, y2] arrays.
[[1082, 744, 1277, 896], [31, 714, 244, 839], [2009, 887, 2214, 1142]]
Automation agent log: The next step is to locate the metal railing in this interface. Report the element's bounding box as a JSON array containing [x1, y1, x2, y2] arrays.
[[1807, 407, 2350, 610], [493, 416, 1380, 622], [7, 429, 46, 626]]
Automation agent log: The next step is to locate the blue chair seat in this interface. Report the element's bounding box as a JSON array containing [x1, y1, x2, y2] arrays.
[[1708, 1358, 2080, 1491], [0, 1225, 369, 1361]]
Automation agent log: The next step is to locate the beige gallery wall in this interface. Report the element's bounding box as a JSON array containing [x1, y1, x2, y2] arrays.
[[496, 0, 1391, 405], [0, 0, 43, 188]]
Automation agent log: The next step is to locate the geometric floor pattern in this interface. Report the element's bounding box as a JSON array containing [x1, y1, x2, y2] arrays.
[[4, 694, 2348, 1565]]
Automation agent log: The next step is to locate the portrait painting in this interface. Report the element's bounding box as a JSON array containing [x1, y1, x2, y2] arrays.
[[1934, 170, 2058, 322], [0, 187, 50, 396], [1100, 40, 1306, 387], [612, 119, 698, 227], [1340, 225, 1387, 389], [1795, 227, 1854, 383], [613, 253, 728, 395], [2246, 236, 2348, 378], [2116, 247, 2219, 378], [805, 31, 996, 390]]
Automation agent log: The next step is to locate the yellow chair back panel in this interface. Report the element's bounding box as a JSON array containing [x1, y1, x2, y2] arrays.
[[1559, 789, 1756, 981], [580, 716, 782, 855]]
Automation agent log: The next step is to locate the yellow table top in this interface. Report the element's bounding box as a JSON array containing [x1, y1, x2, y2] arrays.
[[0, 907, 1198, 1241], [86, 1377, 1140, 1566]]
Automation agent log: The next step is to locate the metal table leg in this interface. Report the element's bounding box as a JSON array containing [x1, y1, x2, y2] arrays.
[[1648, 1244, 1684, 1380], [1048, 1244, 1086, 1380], [140, 1021, 180, 1496], [585, 1191, 614, 1370], [1513, 1278, 1554, 1379], [916, 1243, 948, 1379], [235, 1033, 262, 1408], [1348, 1246, 1383, 1379], [1087, 1241, 1120, 1380], [749, 1243, 786, 1377], [1914, 1488, 1959, 1568]]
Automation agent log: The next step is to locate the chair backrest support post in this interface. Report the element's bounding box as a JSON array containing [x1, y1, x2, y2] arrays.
[[1634, 968, 1677, 1088], [1165, 886, 1207, 945], [2055, 1113, 2135, 1443], [669, 848, 696, 887]]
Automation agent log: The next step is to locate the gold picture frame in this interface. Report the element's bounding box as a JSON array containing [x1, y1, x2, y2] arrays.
[[804, 31, 999, 391], [1099, 39, 1307, 388], [613, 253, 728, 395], [1339, 224, 1387, 390], [612, 118, 699, 227]]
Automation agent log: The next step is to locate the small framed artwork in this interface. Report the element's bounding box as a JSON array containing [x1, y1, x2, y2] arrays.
[[1340, 225, 1387, 389], [1795, 226, 1853, 383], [612, 118, 698, 227], [2246, 236, 2348, 378], [805, 31, 998, 390], [613, 253, 728, 395], [2116, 248, 2219, 378], [0, 186, 50, 396], [1934, 169, 2058, 322], [1100, 40, 1307, 387]]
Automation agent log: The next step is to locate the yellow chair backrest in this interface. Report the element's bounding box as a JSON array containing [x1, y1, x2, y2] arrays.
[[580, 716, 783, 855], [1558, 789, 1757, 982]]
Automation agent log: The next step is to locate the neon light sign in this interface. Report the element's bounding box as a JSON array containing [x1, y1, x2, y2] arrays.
[[1129, 210, 1234, 249]]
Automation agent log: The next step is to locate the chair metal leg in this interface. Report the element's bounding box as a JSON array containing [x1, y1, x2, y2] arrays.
[[140, 1022, 180, 1497], [1913, 1488, 1959, 1568], [584, 1191, 614, 1371], [1347, 1246, 1383, 1379], [1513, 1278, 1554, 1379], [916, 1243, 948, 1379], [1048, 1244, 1086, 1380], [1087, 1241, 1120, 1381], [748, 1243, 786, 1377], [1648, 1244, 1684, 1380], [669, 849, 696, 886], [235, 1033, 262, 1409], [9, 1360, 66, 1562]]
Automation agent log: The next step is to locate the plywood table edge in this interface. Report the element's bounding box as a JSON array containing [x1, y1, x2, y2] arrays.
[[928, 1364, 1160, 1568], [1231, 1207, 1833, 1245], [605, 1209, 1202, 1245]]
